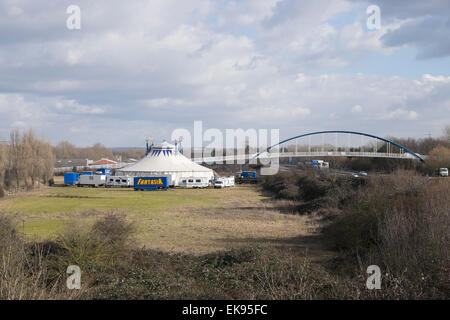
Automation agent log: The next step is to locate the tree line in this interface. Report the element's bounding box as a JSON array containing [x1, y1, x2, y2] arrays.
[[54, 141, 114, 160], [53, 141, 145, 161]]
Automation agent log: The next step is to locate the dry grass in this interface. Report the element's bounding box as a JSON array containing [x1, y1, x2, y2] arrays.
[[0, 184, 324, 255], [137, 206, 316, 255]]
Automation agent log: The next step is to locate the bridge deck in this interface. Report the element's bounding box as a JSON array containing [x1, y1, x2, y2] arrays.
[[193, 151, 425, 164]]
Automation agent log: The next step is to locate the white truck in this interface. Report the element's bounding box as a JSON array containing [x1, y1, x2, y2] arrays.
[[214, 176, 235, 188], [438, 168, 448, 177], [305, 160, 329, 170], [78, 174, 107, 187], [179, 177, 210, 188], [106, 176, 133, 188]]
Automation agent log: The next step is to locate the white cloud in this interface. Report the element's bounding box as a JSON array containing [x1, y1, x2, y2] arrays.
[[382, 109, 419, 120], [352, 105, 363, 112], [0, 1, 448, 144], [11, 121, 27, 128]]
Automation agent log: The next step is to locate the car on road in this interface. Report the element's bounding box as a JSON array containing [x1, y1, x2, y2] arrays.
[[358, 171, 368, 176]]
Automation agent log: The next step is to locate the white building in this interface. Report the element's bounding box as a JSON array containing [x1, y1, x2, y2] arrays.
[[117, 141, 214, 186]]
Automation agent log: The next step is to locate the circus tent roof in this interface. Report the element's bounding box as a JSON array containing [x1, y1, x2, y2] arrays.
[[118, 142, 212, 173]]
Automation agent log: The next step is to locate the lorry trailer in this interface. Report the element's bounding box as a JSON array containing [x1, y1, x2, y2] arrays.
[[78, 174, 107, 187], [134, 177, 169, 191], [64, 172, 79, 185], [236, 171, 258, 184], [306, 160, 329, 169], [241, 171, 257, 178]]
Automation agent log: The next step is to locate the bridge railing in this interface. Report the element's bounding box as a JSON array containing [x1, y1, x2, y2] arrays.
[[192, 151, 423, 164]]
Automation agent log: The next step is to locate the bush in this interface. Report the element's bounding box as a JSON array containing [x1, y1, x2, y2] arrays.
[[262, 171, 364, 214], [81, 246, 355, 300], [296, 175, 329, 202], [0, 213, 135, 300], [0, 185, 4, 198], [261, 172, 300, 200], [0, 215, 66, 299], [322, 172, 450, 298], [50, 213, 135, 277]]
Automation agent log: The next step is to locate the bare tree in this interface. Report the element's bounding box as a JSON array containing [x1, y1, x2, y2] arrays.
[[2, 129, 54, 192], [54, 141, 113, 160], [443, 125, 450, 143]]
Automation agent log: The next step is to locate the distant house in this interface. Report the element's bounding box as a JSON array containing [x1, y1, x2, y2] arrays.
[[89, 158, 136, 170], [89, 158, 118, 169], [54, 159, 92, 173]]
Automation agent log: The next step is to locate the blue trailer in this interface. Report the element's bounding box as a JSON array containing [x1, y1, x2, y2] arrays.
[[241, 171, 257, 178], [64, 172, 79, 185], [134, 177, 169, 191], [96, 168, 112, 176], [237, 171, 258, 184]]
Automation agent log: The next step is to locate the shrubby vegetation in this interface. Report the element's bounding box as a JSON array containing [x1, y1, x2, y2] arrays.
[[0, 214, 135, 299], [262, 170, 449, 299], [323, 173, 449, 298]]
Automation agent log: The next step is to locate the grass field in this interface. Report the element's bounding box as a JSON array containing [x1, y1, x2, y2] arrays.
[[0, 180, 324, 256]]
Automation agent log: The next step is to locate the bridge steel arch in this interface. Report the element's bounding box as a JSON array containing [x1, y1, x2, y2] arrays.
[[242, 130, 425, 169]]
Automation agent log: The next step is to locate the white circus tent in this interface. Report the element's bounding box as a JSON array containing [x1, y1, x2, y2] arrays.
[[117, 141, 214, 186]]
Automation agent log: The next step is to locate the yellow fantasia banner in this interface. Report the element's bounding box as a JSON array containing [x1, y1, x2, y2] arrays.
[[136, 178, 163, 185]]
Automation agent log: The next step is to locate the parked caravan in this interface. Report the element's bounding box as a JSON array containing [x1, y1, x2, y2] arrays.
[[106, 176, 133, 188], [78, 174, 107, 187], [214, 176, 235, 188], [179, 177, 209, 188], [134, 177, 169, 191], [227, 176, 235, 187]]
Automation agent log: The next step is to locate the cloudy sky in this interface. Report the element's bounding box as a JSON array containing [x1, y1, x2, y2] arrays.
[[0, 0, 449, 147]]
